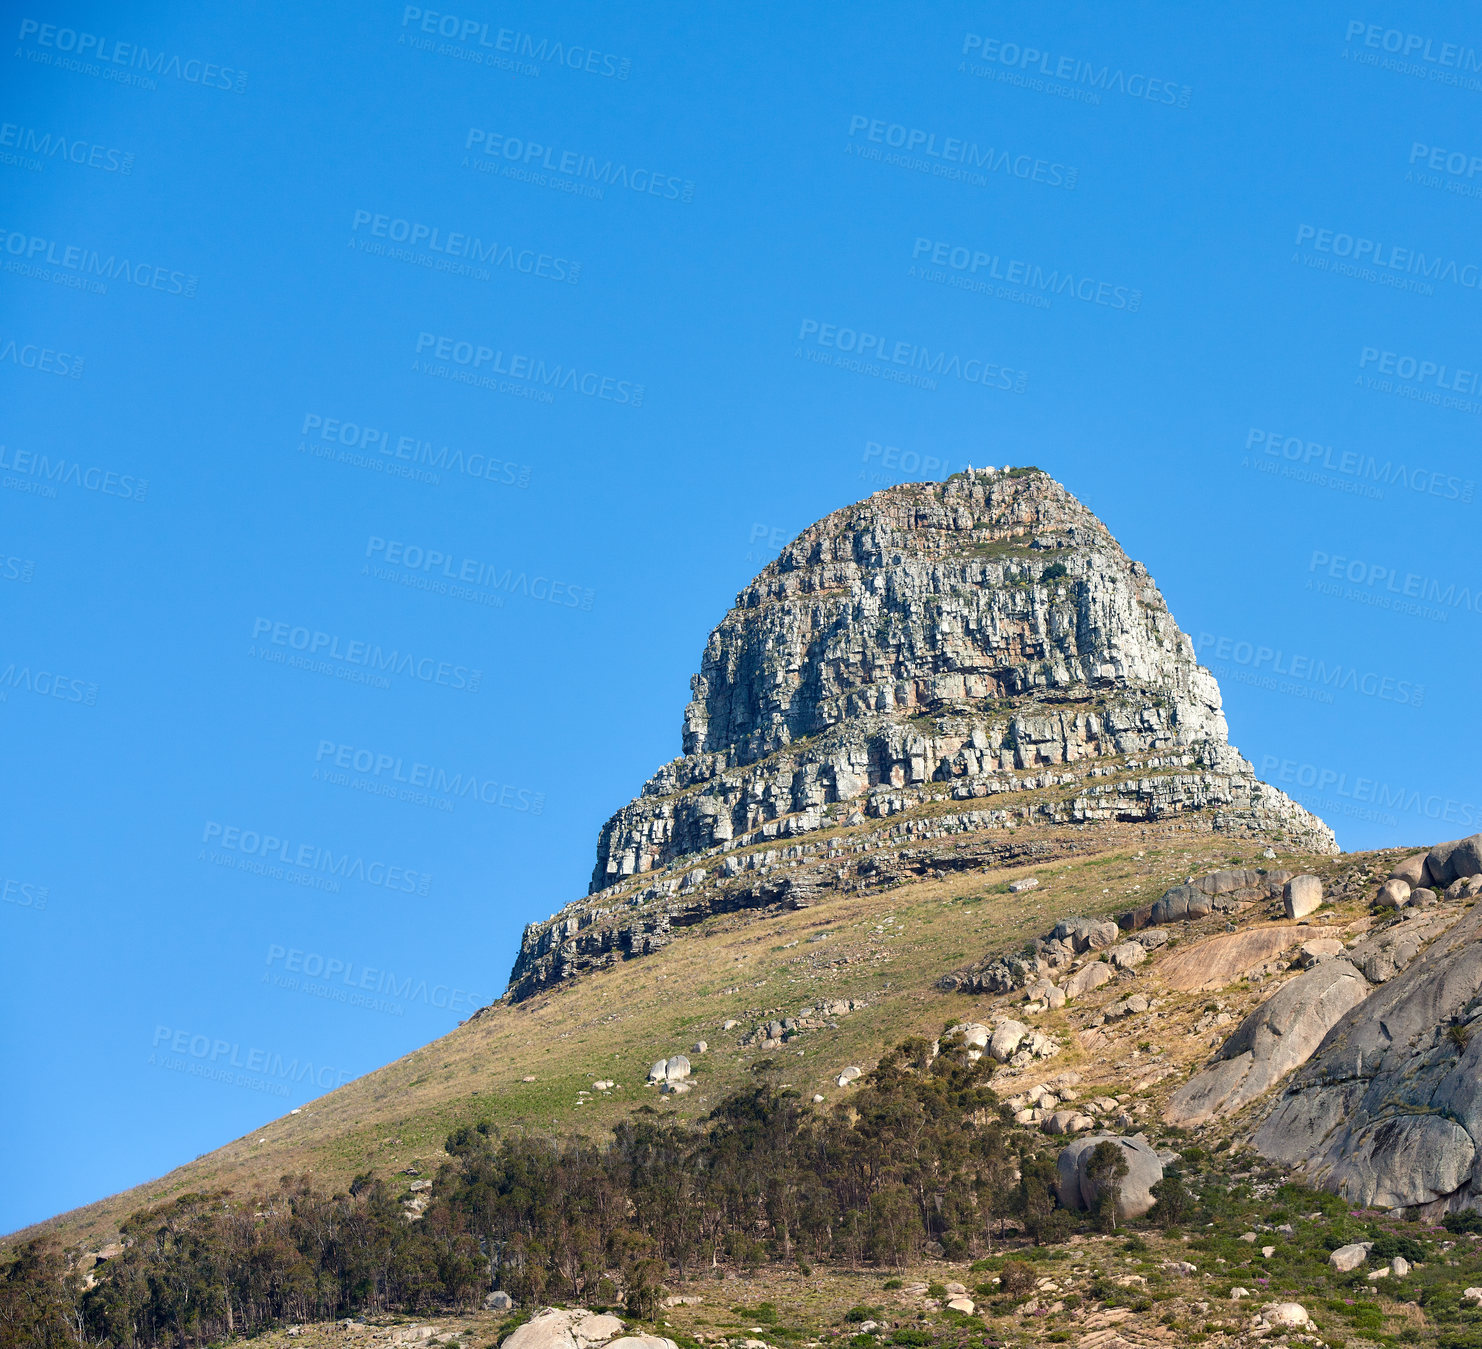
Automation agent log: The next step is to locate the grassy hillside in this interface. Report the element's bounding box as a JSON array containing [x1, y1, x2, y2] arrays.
[[14, 817, 1397, 1256]]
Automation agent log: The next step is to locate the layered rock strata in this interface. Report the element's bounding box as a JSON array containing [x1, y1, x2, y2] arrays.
[[507, 469, 1335, 1002]]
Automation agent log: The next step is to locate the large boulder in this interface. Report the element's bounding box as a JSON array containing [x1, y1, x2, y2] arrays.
[[1055, 1135, 1164, 1219], [951, 1022, 991, 1050], [1450, 835, 1482, 881], [1108, 942, 1147, 970], [1151, 885, 1214, 924], [1390, 854, 1428, 886], [1064, 962, 1114, 999], [1425, 837, 1477, 888], [504, 1310, 626, 1349], [989, 1020, 1028, 1062], [1284, 875, 1323, 919], [665, 1055, 691, 1082], [1156, 926, 1300, 992], [1329, 1242, 1372, 1272], [1252, 901, 1482, 1210], [1377, 879, 1412, 909], [1051, 917, 1120, 952], [1164, 960, 1370, 1126]]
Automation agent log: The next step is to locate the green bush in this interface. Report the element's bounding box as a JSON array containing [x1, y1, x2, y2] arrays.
[[890, 1331, 931, 1346], [1369, 1232, 1426, 1264]]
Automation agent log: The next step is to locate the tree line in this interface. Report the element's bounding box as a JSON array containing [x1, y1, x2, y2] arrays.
[[1, 1032, 1147, 1349]]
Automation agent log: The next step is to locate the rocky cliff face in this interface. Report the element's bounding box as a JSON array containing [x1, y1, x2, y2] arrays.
[[507, 468, 1335, 1001]]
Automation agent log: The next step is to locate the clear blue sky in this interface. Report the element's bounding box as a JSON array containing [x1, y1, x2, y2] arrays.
[[3, 1, 1480, 1235]]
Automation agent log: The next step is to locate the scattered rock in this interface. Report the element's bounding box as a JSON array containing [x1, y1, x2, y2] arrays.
[[1392, 1256, 1411, 1277], [1108, 942, 1146, 970], [837, 1066, 862, 1086], [946, 1297, 975, 1314], [1263, 1303, 1309, 1328], [1010, 877, 1039, 892], [693, 1040, 707, 1054]]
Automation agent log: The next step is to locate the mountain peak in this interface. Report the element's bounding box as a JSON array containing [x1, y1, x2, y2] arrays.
[[509, 470, 1333, 1001]]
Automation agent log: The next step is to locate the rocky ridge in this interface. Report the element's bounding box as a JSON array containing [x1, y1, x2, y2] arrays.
[[507, 469, 1334, 1002]]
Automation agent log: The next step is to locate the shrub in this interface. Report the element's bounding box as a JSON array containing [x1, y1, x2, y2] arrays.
[[1149, 1173, 1195, 1228], [999, 1260, 1036, 1297], [1369, 1232, 1425, 1265]]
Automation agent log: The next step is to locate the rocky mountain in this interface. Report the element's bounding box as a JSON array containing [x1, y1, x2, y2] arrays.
[[509, 467, 1334, 1000]]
